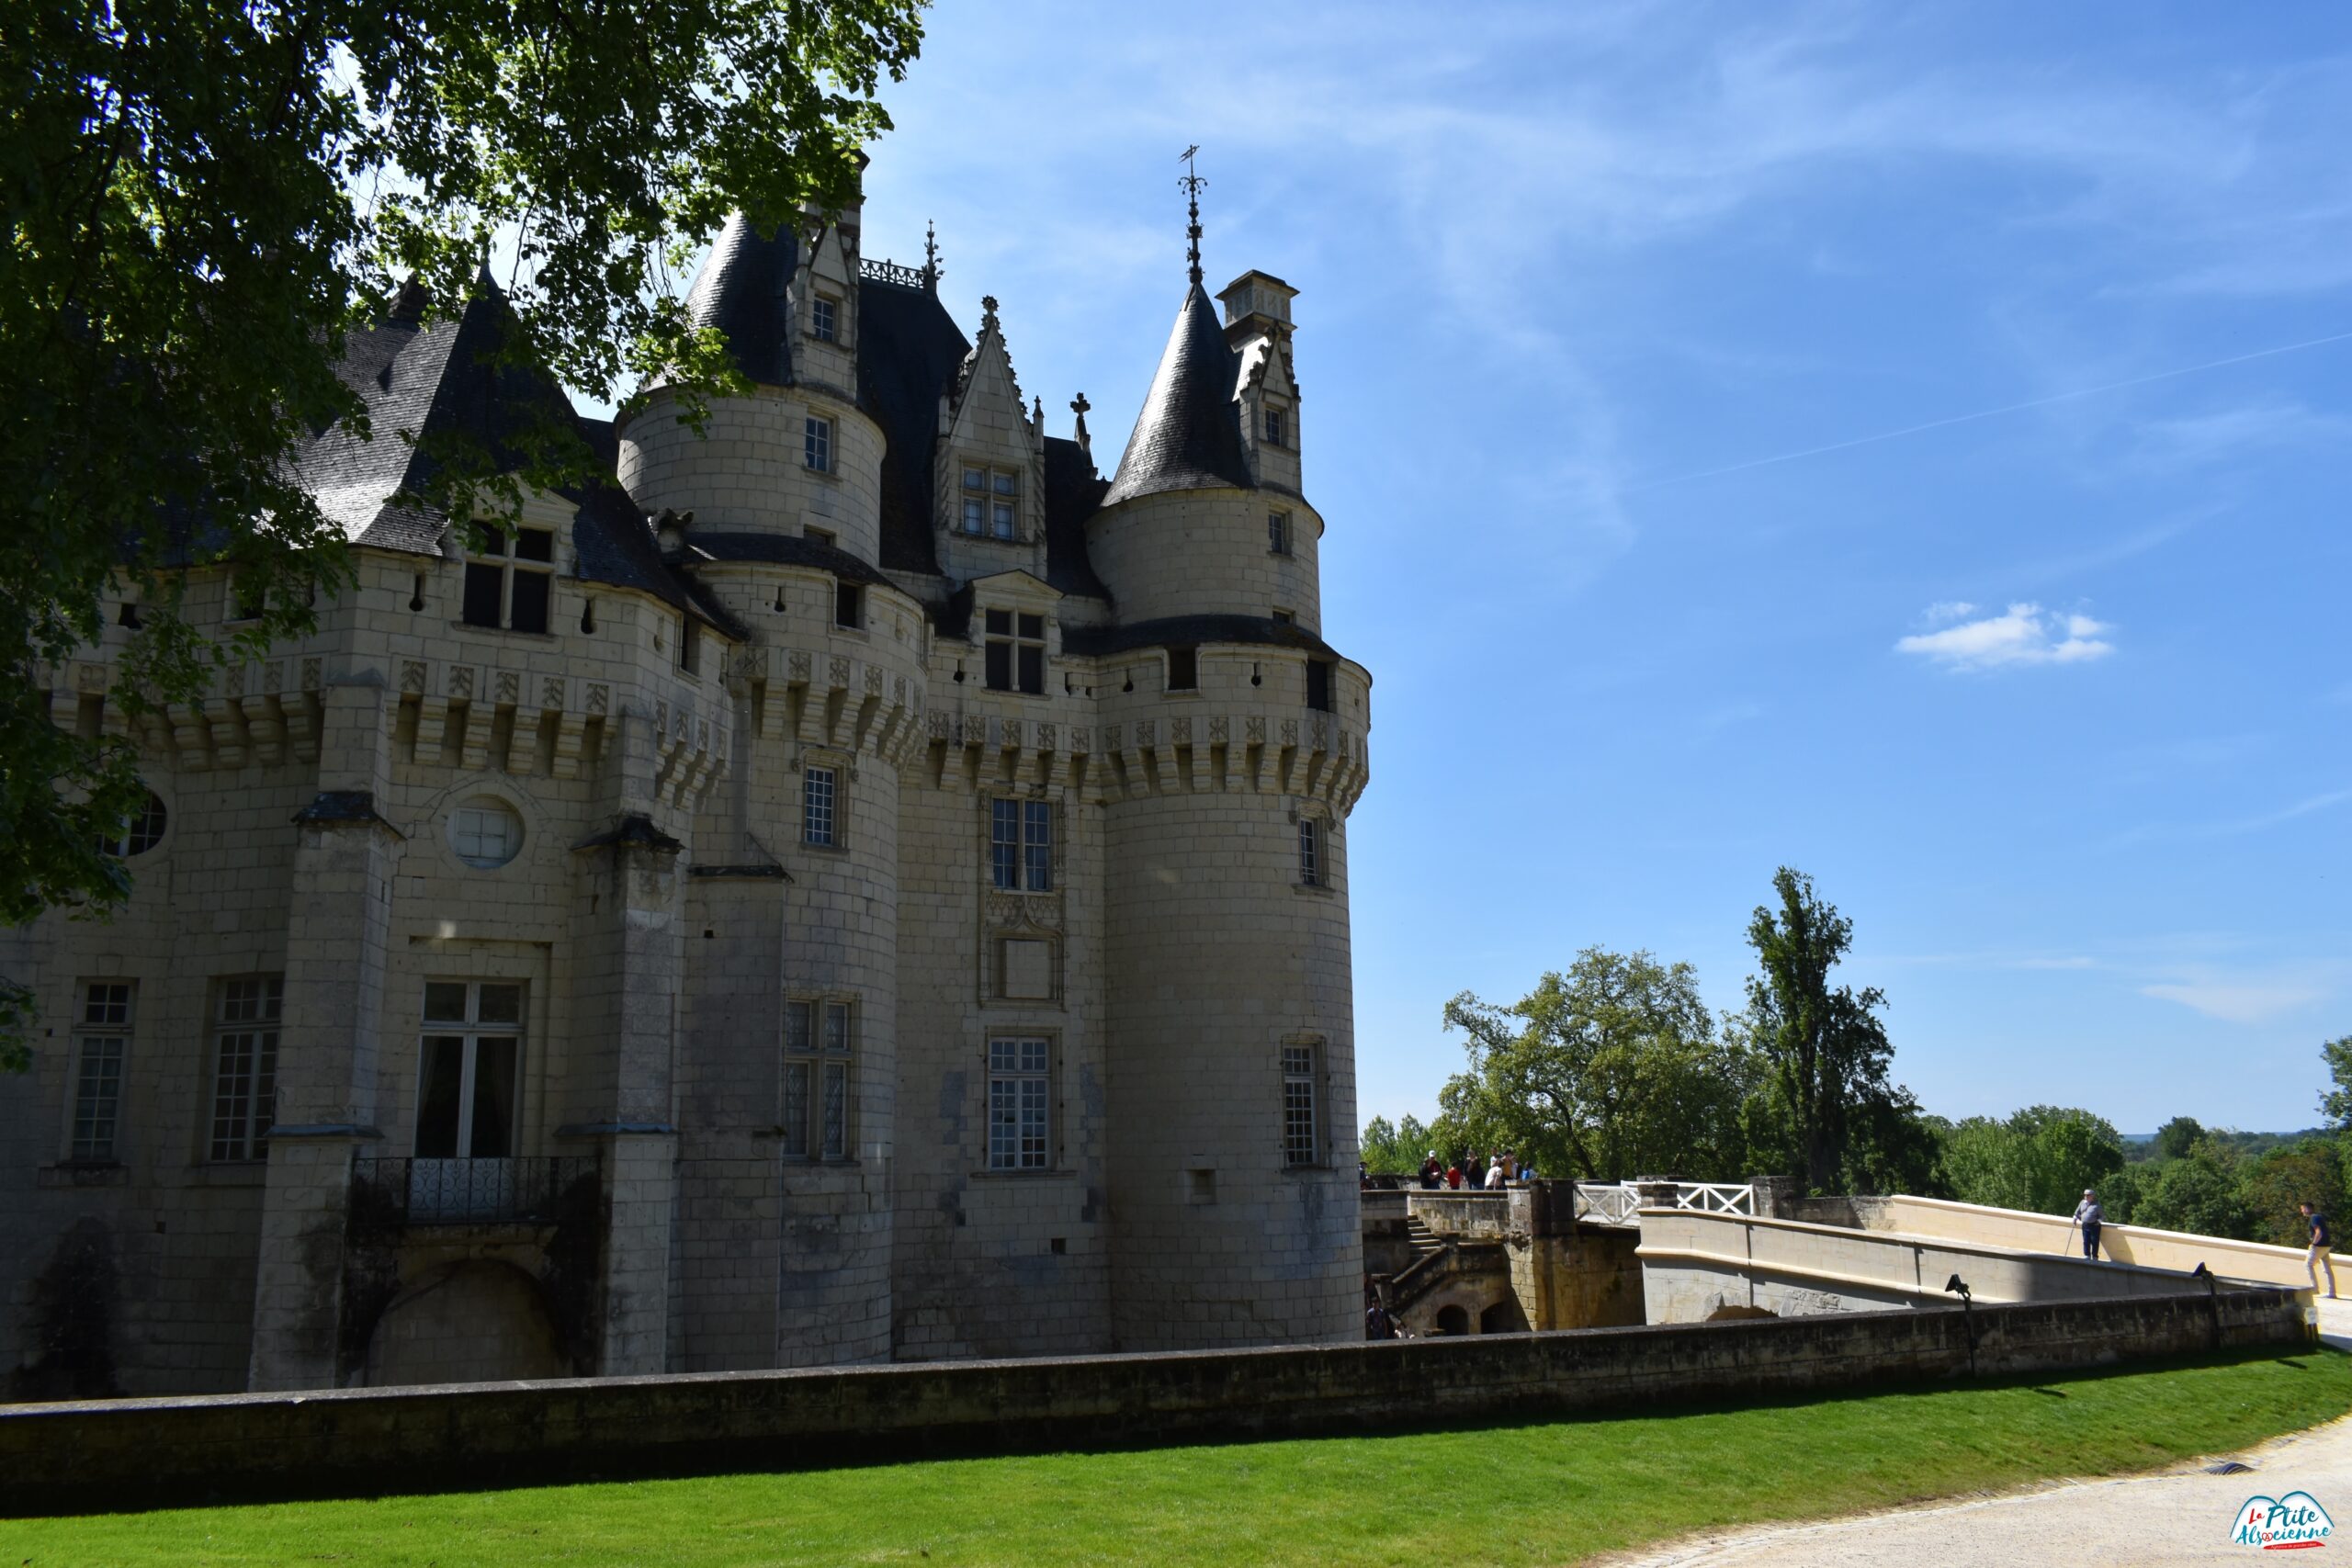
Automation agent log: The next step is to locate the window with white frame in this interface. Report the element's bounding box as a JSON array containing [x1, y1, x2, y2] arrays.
[[782, 998, 854, 1160], [803, 765, 837, 847], [449, 797, 524, 870], [988, 1037, 1051, 1171], [1298, 817, 1321, 888], [983, 608, 1046, 694], [415, 981, 523, 1158], [98, 788, 168, 857], [959, 465, 1019, 538], [990, 797, 1053, 892], [805, 415, 833, 472], [1263, 407, 1288, 447], [1268, 509, 1291, 556], [1282, 1043, 1321, 1168], [69, 981, 132, 1162], [811, 294, 839, 343], [461, 525, 555, 634], [209, 976, 282, 1161]]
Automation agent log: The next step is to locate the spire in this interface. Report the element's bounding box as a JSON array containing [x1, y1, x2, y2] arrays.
[[922, 220, 941, 293], [1102, 284, 1253, 507], [1179, 144, 1206, 287], [680, 212, 798, 386]]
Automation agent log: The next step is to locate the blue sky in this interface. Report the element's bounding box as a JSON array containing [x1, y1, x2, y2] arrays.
[[841, 2, 2352, 1134]]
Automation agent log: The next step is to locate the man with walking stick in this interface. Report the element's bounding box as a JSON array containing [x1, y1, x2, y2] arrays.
[[2072, 1189, 2105, 1261]]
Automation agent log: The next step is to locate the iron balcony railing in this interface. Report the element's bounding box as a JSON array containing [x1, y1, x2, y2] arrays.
[[353, 1156, 598, 1226]]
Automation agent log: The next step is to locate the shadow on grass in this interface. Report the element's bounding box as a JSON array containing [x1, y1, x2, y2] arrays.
[[17, 1345, 2340, 1521]]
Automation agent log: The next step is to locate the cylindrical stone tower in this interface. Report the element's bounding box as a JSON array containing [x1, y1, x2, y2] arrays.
[[1091, 269, 1370, 1350]]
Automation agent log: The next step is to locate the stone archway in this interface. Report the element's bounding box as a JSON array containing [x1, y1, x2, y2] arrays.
[[1434, 1303, 1470, 1337], [362, 1260, 566, 1387]]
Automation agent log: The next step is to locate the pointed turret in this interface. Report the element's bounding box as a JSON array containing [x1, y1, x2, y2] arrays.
[[679, 211, 800, 387], [1101, 284, 1253, 506]]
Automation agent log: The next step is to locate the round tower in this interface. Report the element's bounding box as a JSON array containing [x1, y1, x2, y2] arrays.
[[1091, 260, 1371, 1351]]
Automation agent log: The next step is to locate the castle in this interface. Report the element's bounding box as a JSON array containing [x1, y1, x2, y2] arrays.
[[0, 159, 1373, 1395]]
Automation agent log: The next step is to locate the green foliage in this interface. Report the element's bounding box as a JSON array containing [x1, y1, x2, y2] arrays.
[[2131, 1137, 2255, 1240], [1938, 1106, 2124, 1215], [1436, 948, 1756, 1181], [2323, 1035, 2352, 1129], [1, 0, 927, 1063], [16, 1355, 2352, 1567], [1736, 867, 1923, 1195], [2153, 1116, 2206, 1162], [1357, 1115, 1430, 1176], [2237, 1140, 2347, 1250]]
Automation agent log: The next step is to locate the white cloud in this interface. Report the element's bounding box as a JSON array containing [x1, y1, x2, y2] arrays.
[[2141, 980, 2327, 1025], [1895, 603, 2115, 671], [1924, 600, 1977, 625]]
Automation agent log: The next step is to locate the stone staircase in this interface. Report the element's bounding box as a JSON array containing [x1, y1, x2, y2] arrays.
[[1405, 1216, 1444, 1263]]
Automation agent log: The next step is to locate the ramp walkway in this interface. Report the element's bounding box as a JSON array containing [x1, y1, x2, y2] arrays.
[[1636, 1193, 2347, 1328]]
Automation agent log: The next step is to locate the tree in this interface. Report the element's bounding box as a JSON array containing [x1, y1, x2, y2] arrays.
[[1438, 949, 1755, 1182], [2154, 1116, 2206, 1162], [2238, 1140, 2347, 1250], [2132, 1138, 2254, 1240], [1736, 867, 1917, 1195], [2, 0, 927, 1064], [1939, 1106, 2123, 1215], [2323, 1036, 2352, 1129], [1359, 1115, 1431, 1176]]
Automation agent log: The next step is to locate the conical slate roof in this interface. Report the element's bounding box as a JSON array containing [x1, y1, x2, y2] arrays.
[[1101, 283, 1253, 507], [682, 212, 800, 386]]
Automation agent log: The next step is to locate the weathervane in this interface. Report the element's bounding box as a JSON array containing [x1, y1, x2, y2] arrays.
[[1178, 144, 1205, 286]]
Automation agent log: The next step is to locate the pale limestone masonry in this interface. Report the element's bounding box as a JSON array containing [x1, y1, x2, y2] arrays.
[[0, 163, 1372, 1394]]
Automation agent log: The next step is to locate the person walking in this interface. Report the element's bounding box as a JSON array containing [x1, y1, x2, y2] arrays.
[[2301, 1202, 2338, 1299], [2073, 1190, 2105, 1261]]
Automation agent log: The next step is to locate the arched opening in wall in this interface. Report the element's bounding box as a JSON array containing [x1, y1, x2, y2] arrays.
[[362, 1260, 566, 1388], [1434, 1304, 1470, 1337], [1479, 1300, 1522, 1336]]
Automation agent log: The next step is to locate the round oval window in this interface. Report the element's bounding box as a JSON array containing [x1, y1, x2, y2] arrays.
[[110, 789, 168, 856], [449, 799, 524, 869]]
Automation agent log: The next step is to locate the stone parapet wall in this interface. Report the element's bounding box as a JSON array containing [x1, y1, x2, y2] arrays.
[[0, 1289, 2309, 1515]]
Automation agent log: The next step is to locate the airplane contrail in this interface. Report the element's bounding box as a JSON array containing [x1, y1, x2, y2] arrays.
[[1627, 328, 2352, 491]]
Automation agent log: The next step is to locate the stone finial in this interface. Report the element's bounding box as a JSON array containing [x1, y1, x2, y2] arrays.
[[1179, 144, 1206, 287], [922, 219, 941, 290], [1070, 391, 1091, 456], [981, 294, 1000, 333]]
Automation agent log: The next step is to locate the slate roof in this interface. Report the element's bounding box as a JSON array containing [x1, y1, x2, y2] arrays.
[[682, 212, 799, 387], [854, 276, 967, 579], [296, 281, 718, 625], [1059, 614, 1339, 660], [1100, 283, 1255, 508]]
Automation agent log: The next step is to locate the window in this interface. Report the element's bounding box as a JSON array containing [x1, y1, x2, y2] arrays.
[[1268, 510, 1291, 556], [805, 415, 832, 472], [70, 982, 132, 1162], [449, 798, 524, 869], [461, 526, 554, 634], [415, 981, 522, 1158], [990, 798, 1053, 892], [1264, 407, 1288, 447], [988, 1038, 1051, 1171], [834, 581, 863, 629], [1272, 610, 1295, 627], [803, 765, 837, 847], [1306, 659, 1334, 713], [811, 294, 838, 343], [209, 976, 282, 1161], [1283, 1043, 1320, 1168], [1298, 818, 1320, 888], [983, 609, 1046, 694], [782, 998, 854, 1160], [1167, 647, 1198, 692], [99, 789, 167, 857], [678, 615, 701, 676], [959, 465, 1019, 538]]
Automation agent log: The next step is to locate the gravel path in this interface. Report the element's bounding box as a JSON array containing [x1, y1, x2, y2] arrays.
[[1608, 1346, 2349, 1566]]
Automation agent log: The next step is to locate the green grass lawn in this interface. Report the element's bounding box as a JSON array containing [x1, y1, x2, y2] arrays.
[[17, 1350, 2349, 1567]]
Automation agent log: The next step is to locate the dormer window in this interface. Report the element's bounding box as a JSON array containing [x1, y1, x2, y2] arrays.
[[462, 526, 554, 634], [811, 295, 839, 343], [960, 466, 1020, 538], [1263, 408, 1288, 447], [984, 609, 1046, 694], [805, 415, 832, 472]]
